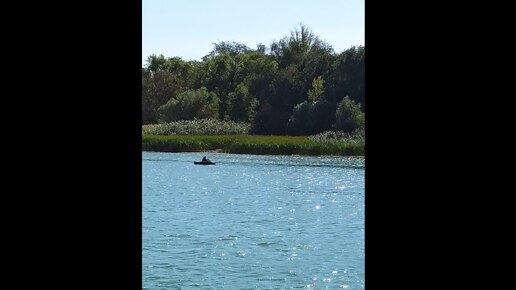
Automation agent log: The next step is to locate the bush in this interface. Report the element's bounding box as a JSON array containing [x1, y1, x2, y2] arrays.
[[142, 119, 251, 135], [333, 96, 364, 133], [157, 87, 219, 122], [286, 100, 337, 135], [308, 128, 365, 144]]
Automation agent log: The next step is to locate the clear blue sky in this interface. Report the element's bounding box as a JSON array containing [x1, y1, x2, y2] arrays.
[[143, 0, 364, 67]]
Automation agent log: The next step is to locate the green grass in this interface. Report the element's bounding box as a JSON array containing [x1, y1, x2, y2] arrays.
[[142, 134, 364, 156]]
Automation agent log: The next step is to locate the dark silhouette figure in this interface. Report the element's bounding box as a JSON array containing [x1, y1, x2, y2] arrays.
[[195, 156, 214, 165]]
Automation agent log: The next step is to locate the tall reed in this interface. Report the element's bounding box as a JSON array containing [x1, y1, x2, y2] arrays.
[[142, 134, 364, 156], [142, 119, 250, 135]]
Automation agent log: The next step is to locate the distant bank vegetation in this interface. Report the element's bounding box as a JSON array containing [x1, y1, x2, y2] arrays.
[[143, 24, 364, 137], [142, 120, 364, 156], [142, 24, 364, 156]]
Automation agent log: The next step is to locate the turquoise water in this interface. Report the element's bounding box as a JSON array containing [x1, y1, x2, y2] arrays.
[[143, 152, 364, 289]]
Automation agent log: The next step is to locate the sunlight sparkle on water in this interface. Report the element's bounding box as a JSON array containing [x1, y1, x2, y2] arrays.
[[143, 152, 364, 289]]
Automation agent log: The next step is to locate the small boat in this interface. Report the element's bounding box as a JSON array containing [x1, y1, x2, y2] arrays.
[[194, 160, 215, 165]]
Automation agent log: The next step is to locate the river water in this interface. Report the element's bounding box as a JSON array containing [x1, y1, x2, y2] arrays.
[[143, 152, 364, 289]]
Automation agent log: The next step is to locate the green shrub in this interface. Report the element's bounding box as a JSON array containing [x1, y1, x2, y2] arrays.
[[142, 119, 251, 135], [333, 96, 364, 133], [157, 87, 219, 122]]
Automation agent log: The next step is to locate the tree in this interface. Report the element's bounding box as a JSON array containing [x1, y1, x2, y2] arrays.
[[225, 83, 258, 123], [333, 96, 364, 133], [142, 25, 365, 136], [326, 46, 365, 109], [157, 87, 219, 122], [205, 41, 251, 58], [286, 101, 310, 135], [202, 45, 274, 121], [201, 53, 236, 119], [142, 55, 194, 124], [307, 100, 337, 134], [253, 24, 335, 134], [142, 70, 179, 124], [307, 76, 325, 102], [286, 100, 336, 135]]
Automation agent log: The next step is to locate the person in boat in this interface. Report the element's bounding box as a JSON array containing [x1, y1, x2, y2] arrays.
[[202, 156, 209, 162]]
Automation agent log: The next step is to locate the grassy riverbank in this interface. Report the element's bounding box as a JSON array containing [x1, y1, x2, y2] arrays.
[[142, 134, 364, 156]]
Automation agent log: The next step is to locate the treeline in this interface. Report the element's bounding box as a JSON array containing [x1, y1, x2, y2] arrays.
[[142, 24, 364, 135]]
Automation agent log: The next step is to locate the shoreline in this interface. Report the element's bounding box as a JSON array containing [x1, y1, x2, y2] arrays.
[[142, 150, 365, 158]]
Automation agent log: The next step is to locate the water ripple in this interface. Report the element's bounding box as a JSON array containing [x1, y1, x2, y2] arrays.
[[143, 152, 364, 289]]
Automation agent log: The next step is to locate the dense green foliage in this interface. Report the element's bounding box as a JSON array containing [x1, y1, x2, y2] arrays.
[[333, 96, 365, 132], [290, 100, 339, 135], [157, 87, 218, 122], [142, 24, 364, 136], [142, 134, 364, 156]]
